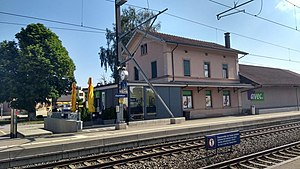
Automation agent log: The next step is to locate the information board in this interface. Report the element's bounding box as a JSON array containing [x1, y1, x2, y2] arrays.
[[205, 131, 240, 150]]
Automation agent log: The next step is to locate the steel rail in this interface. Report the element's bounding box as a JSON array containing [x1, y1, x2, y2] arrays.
[[202, 141, 300, 169], [21, 121, 300, 169]]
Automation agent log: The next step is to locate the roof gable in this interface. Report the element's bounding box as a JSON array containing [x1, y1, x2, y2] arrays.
[[239, 64, 300, 86]]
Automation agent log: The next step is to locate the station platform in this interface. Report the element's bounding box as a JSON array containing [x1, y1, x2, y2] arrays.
[[1, 111, 300, 168]]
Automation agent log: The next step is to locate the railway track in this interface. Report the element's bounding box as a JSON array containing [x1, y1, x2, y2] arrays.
[[20, 121, 300, 169], [202, 140, 300, 169]]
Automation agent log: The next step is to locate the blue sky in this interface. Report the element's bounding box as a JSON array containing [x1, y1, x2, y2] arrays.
[[1, 0, 300, 87]]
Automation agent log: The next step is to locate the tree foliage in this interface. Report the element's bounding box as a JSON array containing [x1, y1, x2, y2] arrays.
[[99, 7, 161, 82], [0, 23, 76, 119]]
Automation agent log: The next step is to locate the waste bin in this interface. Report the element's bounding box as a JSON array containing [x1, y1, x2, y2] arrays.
[[251, 105, 256, 115]]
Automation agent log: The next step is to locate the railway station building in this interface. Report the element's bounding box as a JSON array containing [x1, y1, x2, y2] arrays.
[[239, 64, 300, 114], [93, 30, 252, 121]]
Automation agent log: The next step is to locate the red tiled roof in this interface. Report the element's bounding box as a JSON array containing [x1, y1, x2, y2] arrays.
[[147, 31, 247, 54], [239, 64, 300, 86]]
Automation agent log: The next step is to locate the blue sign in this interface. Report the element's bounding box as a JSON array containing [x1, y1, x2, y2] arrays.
[[119, 81, 128, 90], [115, 94, 128, 98], [205, 131, 240, 150]]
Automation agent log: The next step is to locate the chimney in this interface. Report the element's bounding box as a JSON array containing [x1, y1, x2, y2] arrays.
[[224, 32, 230, 48]]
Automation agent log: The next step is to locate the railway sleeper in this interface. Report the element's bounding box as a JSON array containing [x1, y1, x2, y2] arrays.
[[278, 151, 297, 157], [272, 153, 291, 160], [248, 160, 269, 168], [83, 161, 91, 166], [264, 155, 284, 162], [239, 162, 259, 169], [69, 164, 77, 169], [286, 149, 300, 155], [256, 157, 275, 165], [97, 159, 105, 163]]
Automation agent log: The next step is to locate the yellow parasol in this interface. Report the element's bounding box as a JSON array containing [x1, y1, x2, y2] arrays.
[[70, 82, 77, 112], [88, 77, 95, 113]]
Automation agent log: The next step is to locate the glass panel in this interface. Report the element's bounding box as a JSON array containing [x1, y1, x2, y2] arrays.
[[205, 90, 212, 107], [222, 64, 228, 78], [134, 67, 139, 80], [129, 86, 144, 120], [182, 90, 193, 109], [145, 88, 156, 116], [151, 61, 157, 78], [204, 62, 210, 77], [223, 90, 231, 107], [184, 60, 190, 76]]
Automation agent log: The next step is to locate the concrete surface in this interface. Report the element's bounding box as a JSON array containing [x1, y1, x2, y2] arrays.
[[1, 111, 300, 168], [44, 118, 82, 133], [270, 156, 300, 169]]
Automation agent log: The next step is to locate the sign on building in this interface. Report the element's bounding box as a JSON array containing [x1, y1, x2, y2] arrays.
[[247, 90, 264, 101], [205, 131, 240, 150]]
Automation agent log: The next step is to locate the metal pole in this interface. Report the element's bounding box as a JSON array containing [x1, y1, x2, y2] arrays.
[[118, 8, 174, 118], [296, 87, 299, 111], [10, 108, 14, 138], [0, 103, 3, 119], [115, 1, 123, 123]]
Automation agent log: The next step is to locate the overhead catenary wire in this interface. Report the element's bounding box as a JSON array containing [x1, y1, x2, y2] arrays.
[[3, 0, 298, 56], [247, 53, 300, 64], [0, 11, 106, 31], [209, 0, 300, 33], [103, 0, 300, 55], [2, 0, 299, 66], [0, 21, 106, 34], [255, 0, 263, 16]]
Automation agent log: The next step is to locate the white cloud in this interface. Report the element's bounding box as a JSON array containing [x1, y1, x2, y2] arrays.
[[276, 0, 300, 11]]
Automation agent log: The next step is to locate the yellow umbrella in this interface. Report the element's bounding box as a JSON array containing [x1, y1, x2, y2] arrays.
[[88, 77, 95, 113], [70, 82, 77, 112]]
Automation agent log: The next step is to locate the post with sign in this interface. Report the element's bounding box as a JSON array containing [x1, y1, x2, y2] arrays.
[[205, 131, 240, 156]]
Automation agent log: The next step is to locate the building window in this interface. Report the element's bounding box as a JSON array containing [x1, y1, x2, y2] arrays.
[[134, 67, 139, 80], [205, 90, 212, 108], [183, 60, 190, 76], [141, 43, 147, 55], [222, 64, 228, 78], [223, 90, 231, 107], [182, 90, 193, 109], [151, 61, 157, 78], [204, 62, 210, 78]]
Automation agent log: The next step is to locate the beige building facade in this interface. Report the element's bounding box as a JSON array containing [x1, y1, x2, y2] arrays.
[[125, 31, 251, 118]]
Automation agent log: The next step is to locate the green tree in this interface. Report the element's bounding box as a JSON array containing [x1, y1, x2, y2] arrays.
[[0, 23, 76, 119], [0, 41, 19, 103], [99, 7, 161, 82]]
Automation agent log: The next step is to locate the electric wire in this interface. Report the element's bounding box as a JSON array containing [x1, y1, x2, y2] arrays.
[[248, 53, 300, 64], [209, 0, 300, 33], [2, 0, 300, 65], [0, 11, 106, 31], [103, 0, 300, 54], [0, 21, 106, 34], [255, 0, 263, 16], [285, 0, 300, 9]]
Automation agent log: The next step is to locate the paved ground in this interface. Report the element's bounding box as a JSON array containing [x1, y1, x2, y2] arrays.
[[271, 156, 300, 169], [1, 111, 300, 149]]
